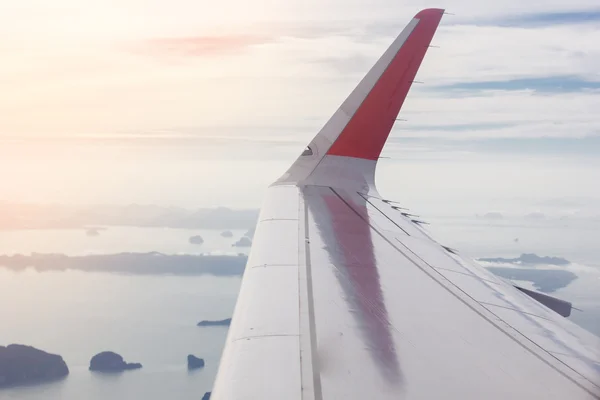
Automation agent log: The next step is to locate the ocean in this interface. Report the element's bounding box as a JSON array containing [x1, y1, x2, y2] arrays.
[[0, 219, 599, 399]]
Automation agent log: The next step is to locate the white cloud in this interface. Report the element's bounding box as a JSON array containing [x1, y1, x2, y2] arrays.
[[420, 24, 600, 84], [1, 0, 600, 139], [397, 89, 600, 138]]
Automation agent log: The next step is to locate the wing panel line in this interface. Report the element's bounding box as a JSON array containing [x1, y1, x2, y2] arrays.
[[298, 191, 323, 400], [357, 192, 411, 236], [358, 192, 442, 242], [478, 302, 556, 322]]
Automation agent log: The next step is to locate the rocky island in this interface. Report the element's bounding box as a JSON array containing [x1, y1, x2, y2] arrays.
[[189, 235, 204, 245], [197, 318, 231, 327], [0, 344, 69, 388], [86, 228, 100, 237], [221, 230, 233, 238], [232, 237, 252, 247], [481, 212, 503, 220], [89, 352, 142, 372], [187, 355, 205, 370]]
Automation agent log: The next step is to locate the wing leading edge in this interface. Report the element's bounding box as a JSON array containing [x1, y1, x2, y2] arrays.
[[212, 8, 600, 400]]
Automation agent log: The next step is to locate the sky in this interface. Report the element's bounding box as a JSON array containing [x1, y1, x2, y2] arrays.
[[1, 1, 599, 213]]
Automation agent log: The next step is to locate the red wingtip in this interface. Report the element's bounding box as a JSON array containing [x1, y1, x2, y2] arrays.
[[414, 8, 445, 19], [326, 9, 444, 161]]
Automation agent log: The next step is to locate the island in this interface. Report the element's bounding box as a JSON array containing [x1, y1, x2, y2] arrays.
[[232, 237, 252, 247], [0, 252, 247, 276], [525, 212, 546, 220], [481, 212, 503, 220], [220, 230, 233, 238], [0, 344, 69, 388], [86, 228, 100, 237], [202, 392, 211, 400], [187, 355, 205, 370], [479, 253, 569, 266], [197, 318, 232, 327], [189, 235, 204, 245], [89, 352, 142, 372]]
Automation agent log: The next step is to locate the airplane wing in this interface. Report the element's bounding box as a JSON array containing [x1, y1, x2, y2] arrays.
[[212, 9, 600, 399]]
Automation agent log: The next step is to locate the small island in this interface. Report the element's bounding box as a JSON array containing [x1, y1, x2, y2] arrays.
[[86, 228, 100, 237], [220, 230, 233, 238], [481, 212, 503, 220], [232, 237, 252, 247], [187, 355, 205, 370], [197, 318, 231, 327], [189, 235, 204, 245], [525, 212, 546, 220], [0, 344, 69, 388], [89, 352, 142, 372]]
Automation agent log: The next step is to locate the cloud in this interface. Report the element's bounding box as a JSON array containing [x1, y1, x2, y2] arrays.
[[475, 10, 600, 27], [141, 35, 273, 58], [417, 24, 600, 85], [433, 76, 600, 93], [2, 1, 600, 143], [394, 89, 600, 139], [311, 53, 374, 75], [394, 122, 516, 132]]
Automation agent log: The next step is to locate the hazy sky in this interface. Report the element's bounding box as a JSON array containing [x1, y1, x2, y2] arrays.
[[1, 1, 599, 212]]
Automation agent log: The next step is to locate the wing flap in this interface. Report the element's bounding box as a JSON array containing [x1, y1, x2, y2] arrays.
[[515, 285, 573, 317]]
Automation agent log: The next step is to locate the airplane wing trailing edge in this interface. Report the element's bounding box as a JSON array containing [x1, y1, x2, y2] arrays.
[[212, 9, 600, 399]]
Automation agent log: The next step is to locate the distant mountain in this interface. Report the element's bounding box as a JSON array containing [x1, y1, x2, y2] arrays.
[[525, 212, 546, 220], [0, 252, 247, 276], [174, 207, 259, 229], [189, 235, 204, 245], [197, 318, 231, 327], [481, 212, 503, 220], [479, 253, 569, 266], [233, 237, 252, 247], [0, 203, 259, 230]]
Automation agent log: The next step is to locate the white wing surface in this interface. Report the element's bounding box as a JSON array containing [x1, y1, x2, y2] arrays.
[[212, 9, 600, 399]]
